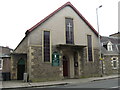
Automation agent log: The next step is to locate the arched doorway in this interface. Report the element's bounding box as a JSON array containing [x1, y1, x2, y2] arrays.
[[63, 56, 69, 77], [17, 58, 25, 80]]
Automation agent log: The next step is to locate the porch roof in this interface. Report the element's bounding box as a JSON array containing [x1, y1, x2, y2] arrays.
[[11, 53, 27, 55], [57, 44, 86, 49], [0, 54, 10, 58]]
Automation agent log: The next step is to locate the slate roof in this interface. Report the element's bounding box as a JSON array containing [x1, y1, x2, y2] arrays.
[[109, 32, 120, 37], [0, 46, 12, 58], [0, 54, 10, 58], [101, 36, 119, 55]]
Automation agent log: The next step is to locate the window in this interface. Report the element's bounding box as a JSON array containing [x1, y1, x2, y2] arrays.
[[107, 42, 113, 51], [65, 18, 74, 44], [87, 35, 93, 61], [0, 59, 3, 70], [116, 45, 119, 51], [103, 44, 107, 50], [44, 31, 50, 62], [111, 57, 118, 69], [118, 44, 120, 52]]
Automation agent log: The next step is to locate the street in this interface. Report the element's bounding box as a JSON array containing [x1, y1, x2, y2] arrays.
[[3, 78, 119, 90], [59, 79, 118, 89], [44, 78, 120, 89], [56, 78, 119, 88]]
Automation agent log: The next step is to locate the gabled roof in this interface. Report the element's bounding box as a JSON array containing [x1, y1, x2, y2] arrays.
[[26, 2, 98, 36], [101, 36, 118, 44], [109, 32, 120, 37], [15, 2, 98, 51], [101, 36, 119, 55]]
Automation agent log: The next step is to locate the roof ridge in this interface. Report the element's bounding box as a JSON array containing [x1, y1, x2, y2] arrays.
[[25, 2, 98, 36], [27, 2, 72, 33], [65, 1, 72, 5]]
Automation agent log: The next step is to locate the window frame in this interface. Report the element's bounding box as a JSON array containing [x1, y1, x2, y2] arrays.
[[43, 30, 51, 62], [65, 18, 74, 44], [111, 57, 118, 69], [107, 42, 113, 51], [0, 59, 3, 70], [87, 35, 93, 62]]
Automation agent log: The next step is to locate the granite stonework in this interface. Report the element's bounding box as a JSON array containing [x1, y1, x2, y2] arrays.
[[11, 2, 101, 82], [28, 46, 63, 82], [11, 54, 27, 80], [101, 34, 120, 75], [103, 55, 119, 75], [11, 46, 101, 81], [80, 48, 100, 78], [26, 45, 100, 81]]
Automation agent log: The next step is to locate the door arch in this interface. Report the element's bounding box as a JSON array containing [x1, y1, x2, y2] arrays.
[[17, 58, 25, 80]]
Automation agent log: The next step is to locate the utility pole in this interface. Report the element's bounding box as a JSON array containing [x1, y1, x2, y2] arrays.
[[96, 5, 103, 76]]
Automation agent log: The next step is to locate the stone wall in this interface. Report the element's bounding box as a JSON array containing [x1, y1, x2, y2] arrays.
[[14, 37, 28, 54], [103, 55, 118, 75], [27, 45, 101, 81], [29, 46, 63, 82], [11, 55, 18, 80], [81, 48, 100, 77], [11, 54, 27, 80], [2, 58, 11, 72]]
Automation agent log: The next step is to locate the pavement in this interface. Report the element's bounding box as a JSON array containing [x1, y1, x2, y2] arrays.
[[0, 74, 119, 89]]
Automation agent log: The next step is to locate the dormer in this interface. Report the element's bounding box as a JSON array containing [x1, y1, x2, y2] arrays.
[[102, 41, 113, 51], [107, 41, 113, 51]]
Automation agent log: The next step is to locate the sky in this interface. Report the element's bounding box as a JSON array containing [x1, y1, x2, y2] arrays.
[[0, 0, 119, 49]]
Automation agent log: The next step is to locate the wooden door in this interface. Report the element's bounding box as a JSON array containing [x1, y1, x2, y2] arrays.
[[17, 58, 25, 80], [17, 65, 25, 80], [63, 56, 68, 77]]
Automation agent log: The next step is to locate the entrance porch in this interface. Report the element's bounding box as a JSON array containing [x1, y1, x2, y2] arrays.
[[11, 53, 27, 80], [57, 44, 86, 78]]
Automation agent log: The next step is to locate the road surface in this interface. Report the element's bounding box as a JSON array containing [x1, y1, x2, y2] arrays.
[[3, 78, 120, 90]]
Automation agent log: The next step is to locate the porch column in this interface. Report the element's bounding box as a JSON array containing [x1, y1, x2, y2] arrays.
[[78, 51, 82, 77], [11, 55, 17, 80]]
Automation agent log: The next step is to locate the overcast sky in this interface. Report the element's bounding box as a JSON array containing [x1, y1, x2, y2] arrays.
[[0, 0, 119, 49]]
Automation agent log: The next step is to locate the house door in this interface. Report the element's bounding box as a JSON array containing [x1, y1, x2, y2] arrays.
[[63, 56, 69, 77], [17, 58, 25, 80]]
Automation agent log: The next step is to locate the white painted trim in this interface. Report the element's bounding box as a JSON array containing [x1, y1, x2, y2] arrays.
[[111, 57, 118, 69], [107, 41, 113, 51], [0, 59, 3, 70]]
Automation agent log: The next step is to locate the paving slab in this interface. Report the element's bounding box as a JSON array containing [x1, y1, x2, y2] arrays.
[[1, 74, 119, 89]]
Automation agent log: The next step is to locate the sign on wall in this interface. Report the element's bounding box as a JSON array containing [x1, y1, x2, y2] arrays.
[[52, 52, 60, 66]]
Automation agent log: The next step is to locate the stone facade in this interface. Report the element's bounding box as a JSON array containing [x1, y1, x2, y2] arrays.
[[0, 46, 13, 81], [11, 54, 27, 80], [11, 2, 100, 82], [101, 35, 119, 75], [102, 55, 119, 75], [81, 48, 100, 77], [28, 46, 63, 81]]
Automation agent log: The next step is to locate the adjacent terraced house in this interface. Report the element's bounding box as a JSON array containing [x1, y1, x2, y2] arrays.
[[11, 2, 100, 82], [101, 32, 120, 75], [0, 46, 13, 81]]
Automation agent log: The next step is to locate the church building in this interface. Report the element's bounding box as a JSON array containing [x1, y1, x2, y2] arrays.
[[11, 2, 100, 81]]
